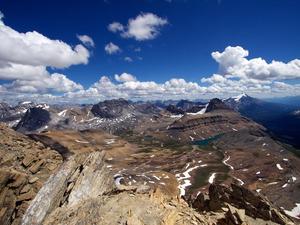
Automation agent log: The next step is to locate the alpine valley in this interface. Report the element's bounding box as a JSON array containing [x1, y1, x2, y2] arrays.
[[0, 94, 300, 225]]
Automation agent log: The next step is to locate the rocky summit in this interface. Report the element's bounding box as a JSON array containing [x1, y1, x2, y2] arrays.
[[0, 96, 300, 225]]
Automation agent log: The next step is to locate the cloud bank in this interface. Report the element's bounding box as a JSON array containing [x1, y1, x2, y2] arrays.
[[0, 13, 88, 95], [1, 12, 300, 103]]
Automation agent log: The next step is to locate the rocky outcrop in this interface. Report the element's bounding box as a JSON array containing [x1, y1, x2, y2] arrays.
[[0, 124, 62, 225], [20, 147, 294, 225], [22, 151, 114, 225], [15, 107, 51, 132], [23, 151, 209, 225], [166, 105, 185, 115], [205, 98, 231, 113], [191, 183, 294, 225], [91, 98, 134, 118], [0, 102, 35, 127]]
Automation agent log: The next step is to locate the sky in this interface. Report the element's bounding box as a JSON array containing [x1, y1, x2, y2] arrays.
[[0, 0, 300, 103]]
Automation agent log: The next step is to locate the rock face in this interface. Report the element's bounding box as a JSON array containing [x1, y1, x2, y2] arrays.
[[91, 98, 134, 118], [22, 150, 294, 225], [205, 98, 231, 113], [166, 104, 185, 115], [166, 100, 206, 115], [22, 150, 205, 225], [0, 102, 35, 127], [22, 151, 113, 225], [191, 183, 294, 225], [15, 107, 51, 132], [0, 123, 62, 225]]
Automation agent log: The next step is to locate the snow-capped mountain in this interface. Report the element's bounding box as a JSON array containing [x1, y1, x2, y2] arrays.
[[0, 101, 36, 126], [224, 93, 300, 148]]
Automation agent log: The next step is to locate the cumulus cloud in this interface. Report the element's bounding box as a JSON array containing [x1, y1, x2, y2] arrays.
[[77, 34, 95, 47], [0, 23, 90, 68], [1, 33, 300, 102], [0, 13, 89, 96], [108, 13, 168, 41], [212, 46, 300, 81], [108, 22, 124, 33], [104, 42, 121, 55], [114, 73, 136, 82], [0, 63, 48, 80]]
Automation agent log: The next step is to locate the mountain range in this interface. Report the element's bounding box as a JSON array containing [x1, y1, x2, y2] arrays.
[[0, 94, 300, 224]]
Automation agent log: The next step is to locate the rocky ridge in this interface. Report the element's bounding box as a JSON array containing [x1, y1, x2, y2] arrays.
[[21, 150, 294, 225], [0, 123, 63, 225]]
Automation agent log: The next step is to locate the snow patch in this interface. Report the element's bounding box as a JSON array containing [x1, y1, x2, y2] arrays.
[[20, 101, 32, 105], [177, 164, 200, 196], [58, 109, 67, 117], [170, 114, 183, 118], [223, 156, 234, 170], [284, 203, 300, 219], [187, 104, 208, 115], [208, 173, 216, 184], [276, 163, 283, 170], [75, 139, 89, 144], [235, 177, 244, 185], [233, 93, 247, 102], [105, 139, 115, 144]]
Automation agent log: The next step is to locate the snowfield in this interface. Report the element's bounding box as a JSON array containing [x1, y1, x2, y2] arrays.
[[284, 203, 300, 219]]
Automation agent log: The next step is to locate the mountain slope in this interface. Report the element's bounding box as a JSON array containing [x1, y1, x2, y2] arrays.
[[224, 94, 300, 148]]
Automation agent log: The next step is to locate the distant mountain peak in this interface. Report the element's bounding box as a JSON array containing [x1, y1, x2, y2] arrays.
[[206, 98, 231, 112], [232, 92, 249, 102]]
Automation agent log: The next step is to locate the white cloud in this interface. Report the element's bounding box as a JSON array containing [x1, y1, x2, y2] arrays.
[[1, 38, 300, 102], [0, 63, 48, 80], [108, 13, 168, 41], [212, 46, 300, 81], [0, 11, 4, 25], [114, 73, 136, 82], [0, 14, 88, 96], [0, 23, 90, 68], [124, 57, 133, 62], [104, 42, 121, 55], [2, 73, 83, 93], [77, 34, 95, 47], [108, 22, 124, 33]]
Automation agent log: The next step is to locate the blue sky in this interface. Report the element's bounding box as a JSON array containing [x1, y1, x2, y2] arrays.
[[0, 0, 300, 102]]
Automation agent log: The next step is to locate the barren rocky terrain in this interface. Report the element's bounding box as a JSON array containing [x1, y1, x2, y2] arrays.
[[0, 97, 300, 224]]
